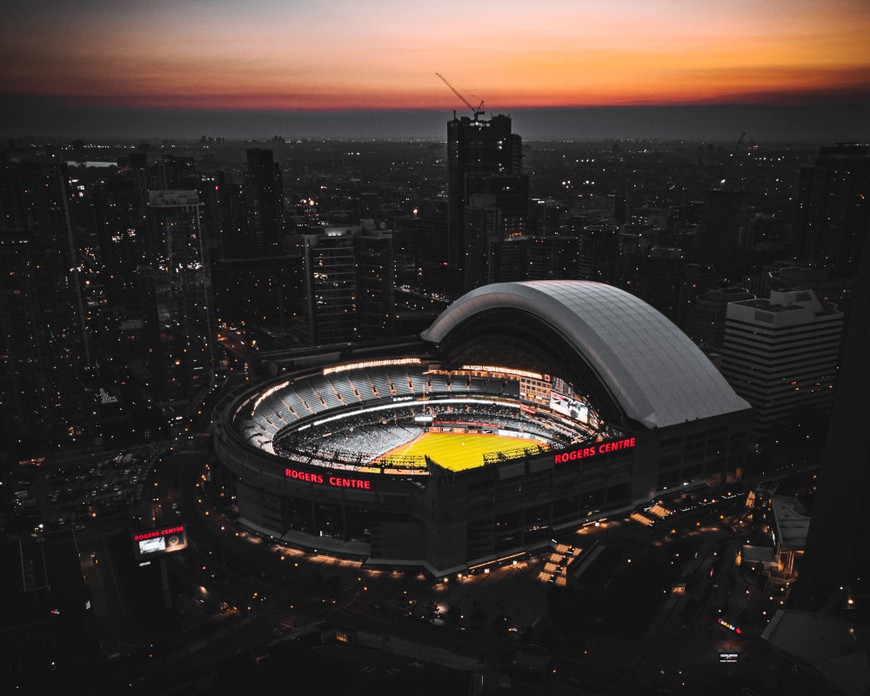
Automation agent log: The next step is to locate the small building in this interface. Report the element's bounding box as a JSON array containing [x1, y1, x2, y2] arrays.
[[771, 495, 811, 582], [740, 544, 777, 573]]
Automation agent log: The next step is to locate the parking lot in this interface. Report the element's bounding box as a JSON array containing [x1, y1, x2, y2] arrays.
[[14, 449, 153, 531]]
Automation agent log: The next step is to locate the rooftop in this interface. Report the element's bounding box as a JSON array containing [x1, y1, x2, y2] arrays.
[[763, 609, 870, 696], [771, 495, 811, 552]]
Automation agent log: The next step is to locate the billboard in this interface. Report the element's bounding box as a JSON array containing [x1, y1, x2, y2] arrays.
[[133, 524, 188, 559], [549, 392, 589, 423]]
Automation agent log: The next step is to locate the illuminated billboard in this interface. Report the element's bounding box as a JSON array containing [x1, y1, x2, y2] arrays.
[[133, 525, 188, 558], [549, 392, 589, 423]]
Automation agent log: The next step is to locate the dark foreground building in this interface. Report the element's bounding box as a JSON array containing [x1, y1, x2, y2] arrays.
[[795, 236, 870, 611], [212, 281, 752, 576], [0, 530, 100, 693]]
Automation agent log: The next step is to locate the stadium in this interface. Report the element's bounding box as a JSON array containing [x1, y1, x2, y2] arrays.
[[211, 281, 753, 576]]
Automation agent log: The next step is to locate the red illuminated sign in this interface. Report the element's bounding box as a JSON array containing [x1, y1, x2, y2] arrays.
[[718, 618, 742, 634], [284, 468, 371, 490], [553, 437, 636, 464], [134, 525, 185, 542], [133, 524, 187, 558]]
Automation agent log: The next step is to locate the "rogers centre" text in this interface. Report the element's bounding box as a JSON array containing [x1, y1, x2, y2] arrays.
[[284, 468, 372, 490], [553, 437, 636, 464]]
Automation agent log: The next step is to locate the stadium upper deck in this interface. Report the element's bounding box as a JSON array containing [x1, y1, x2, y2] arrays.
[[231, 358, 599, 473]]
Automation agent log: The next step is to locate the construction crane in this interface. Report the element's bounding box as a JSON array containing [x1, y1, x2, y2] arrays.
[[718, 131, 747, 188], [436, 73, 484, 120]]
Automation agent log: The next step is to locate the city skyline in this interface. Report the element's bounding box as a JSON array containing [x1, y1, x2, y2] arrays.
[[3, 106, 869, 693], [2, 0, 870, 140]]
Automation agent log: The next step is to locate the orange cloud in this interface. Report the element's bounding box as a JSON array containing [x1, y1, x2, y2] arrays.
[[1, 0, 869, 110]]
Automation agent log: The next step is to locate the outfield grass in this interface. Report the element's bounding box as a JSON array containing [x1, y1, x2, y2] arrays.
[[378, 431, 540, 472]]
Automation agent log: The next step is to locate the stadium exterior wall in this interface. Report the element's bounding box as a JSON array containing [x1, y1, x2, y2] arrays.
[[212, 390, 751, 576]]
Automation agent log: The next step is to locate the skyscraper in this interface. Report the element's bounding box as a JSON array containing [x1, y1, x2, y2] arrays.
[[796, 143, 870, 279], [356, 227, 395, 339], [92, 162, 149, 309], [302, 224, 395, 346], [463, 194, 501, 290], [525, 235, 580, 281], [212, 255, 304, 339], [303, 228, 358, 346], [245, 148, 286, 255], [701, 187, 747, 263], [638, 247, 715, 330], [447, 113, 525, 292], [141, 191, 216, 404], [686, 287, 756, 351], [0, 148, 93, 455], [720, 288, 843, 446], [577, 222, 620, 284], [150, 153, 199, 191], [199, 170, 248, 261]]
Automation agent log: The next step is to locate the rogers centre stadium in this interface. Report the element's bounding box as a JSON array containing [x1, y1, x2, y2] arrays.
[[211, 280, 753, 576]]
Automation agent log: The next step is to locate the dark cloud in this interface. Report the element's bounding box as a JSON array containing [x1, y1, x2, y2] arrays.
[[1, 96, 868, 143]]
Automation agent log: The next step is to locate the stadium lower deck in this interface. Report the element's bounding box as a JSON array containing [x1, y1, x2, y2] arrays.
[[234, 358, 605, 476]]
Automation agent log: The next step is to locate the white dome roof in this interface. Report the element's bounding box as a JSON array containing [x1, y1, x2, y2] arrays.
[[421, 280, 750, 429]]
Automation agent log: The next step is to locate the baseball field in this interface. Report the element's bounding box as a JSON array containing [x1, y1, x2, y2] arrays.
[[377, 431, 541, 472]]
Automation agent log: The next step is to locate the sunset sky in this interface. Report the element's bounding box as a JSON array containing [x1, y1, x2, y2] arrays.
[[2, 0, 869, 138]]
